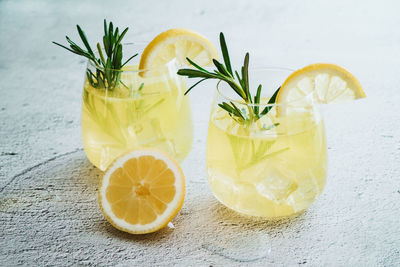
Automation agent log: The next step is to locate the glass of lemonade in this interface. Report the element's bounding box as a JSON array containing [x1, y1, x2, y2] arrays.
[[81, 44, 193, 171], [206, 68, 327, 218]]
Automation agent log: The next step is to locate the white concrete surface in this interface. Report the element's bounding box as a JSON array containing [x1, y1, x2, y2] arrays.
[[1, 0, 399, 266]]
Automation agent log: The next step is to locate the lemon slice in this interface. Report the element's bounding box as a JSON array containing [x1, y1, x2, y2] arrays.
[[139, 28, 218, 70], [98, 149, 185, 234], [276, 63, 365, 109]]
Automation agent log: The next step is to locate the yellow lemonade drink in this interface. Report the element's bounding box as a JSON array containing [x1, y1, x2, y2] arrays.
[[82, 64, 193, 171], [176, 30, 364, 218], [206, 106, 327, 217]]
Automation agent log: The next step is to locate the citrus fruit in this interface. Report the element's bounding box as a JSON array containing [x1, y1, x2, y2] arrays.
[[139, 28, 218, 70], [98, 149, 185, 234], [276, 63, 365, 109]]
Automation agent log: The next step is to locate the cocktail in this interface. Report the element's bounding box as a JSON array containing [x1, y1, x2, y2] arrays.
[[81, 48, 193, 170], [179, 33, 365, 218], [206, 70, 327, 217], [54, 21, 218, 171]]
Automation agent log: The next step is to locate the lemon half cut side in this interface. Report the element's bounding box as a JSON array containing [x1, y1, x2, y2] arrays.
[[98, 148, 185, 234]]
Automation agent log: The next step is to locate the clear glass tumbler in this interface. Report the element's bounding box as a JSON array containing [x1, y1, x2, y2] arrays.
[[206, 68, 327, 217], [81, 44, 193, 171]]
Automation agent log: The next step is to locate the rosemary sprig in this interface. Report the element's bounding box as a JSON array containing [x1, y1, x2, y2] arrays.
[[53, 19, 137, 90], [177, 32, 280, 124]]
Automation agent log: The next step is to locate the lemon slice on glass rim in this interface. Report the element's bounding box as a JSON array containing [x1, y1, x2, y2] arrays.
[[139, 28, 218, 71], [275, 63, 365, 114], [138, 28, 217, 108], [98, 148, 185, 234]]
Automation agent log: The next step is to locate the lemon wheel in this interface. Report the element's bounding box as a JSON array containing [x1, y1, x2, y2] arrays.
[[139, 28, 218, 71], [98, 149, 185, 234]]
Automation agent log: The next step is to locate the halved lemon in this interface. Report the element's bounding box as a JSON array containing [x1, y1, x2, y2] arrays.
[[98, 149, 185, 234], [276, 63, 365, 108], [139, 28, 218, 70]]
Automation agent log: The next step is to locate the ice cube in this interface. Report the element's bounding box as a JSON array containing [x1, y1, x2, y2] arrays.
[[249, 114, 278, 138], [207, 168, 239, 206], [211, 108, 236, 133], [285, 173, 320, 212], [253, 167, 298, 204]]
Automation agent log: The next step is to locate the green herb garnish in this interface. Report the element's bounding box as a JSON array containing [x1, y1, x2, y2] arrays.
[[53, 19, 137, 90], [177, 32, 280, 124]]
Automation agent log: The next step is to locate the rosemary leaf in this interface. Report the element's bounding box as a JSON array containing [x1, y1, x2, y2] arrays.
[[219, 102, 242, 119], [230, 102, 245, 120], [77, 25, 94, 57], [219, 33, 233, 76], [121, 53, 138, 67], [186, 57, 210, 73], [184, 78, 207, 95], [254, 84, 262, 116], [113, 27, 119, 44], [235, 70, 245, 91], [52, 41, 78, 55], [97, 43, 106, 64], [243, 53, 250, 102], [260, 86, 281, 116], [53, 19, 137, 91], [213, 59, 231, 77], [116, 28, 129, 47], [177, 32, 282, 123], [177, 69, 219, 79]]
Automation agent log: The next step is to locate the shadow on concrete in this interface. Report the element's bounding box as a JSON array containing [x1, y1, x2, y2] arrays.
[[191, 194, 309, 232], [183, 195, 311, 263], [92, 218, 175, 243]]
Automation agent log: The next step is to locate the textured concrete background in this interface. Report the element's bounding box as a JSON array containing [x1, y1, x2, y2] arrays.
[[1, 0, 399, 266]]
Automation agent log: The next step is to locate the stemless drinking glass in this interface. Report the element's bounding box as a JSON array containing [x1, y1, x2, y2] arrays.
[[206, 68, 327, 218], [81, 44, 193, 171]]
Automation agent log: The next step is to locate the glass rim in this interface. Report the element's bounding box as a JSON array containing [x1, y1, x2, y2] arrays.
[[86, 42, 177, 73], [216, 67, 315, 107]]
